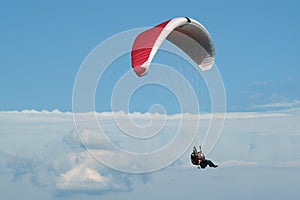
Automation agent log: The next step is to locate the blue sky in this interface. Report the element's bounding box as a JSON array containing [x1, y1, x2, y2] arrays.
[[1, 0, 300, 199], [1, 0, 299, 112]]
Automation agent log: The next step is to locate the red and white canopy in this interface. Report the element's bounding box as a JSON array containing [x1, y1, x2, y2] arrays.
[[131, 17, 215, 77]]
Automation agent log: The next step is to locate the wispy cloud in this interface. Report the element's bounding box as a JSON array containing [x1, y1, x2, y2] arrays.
[[252, 100, 300, 109], [219, 160, 258, 167]]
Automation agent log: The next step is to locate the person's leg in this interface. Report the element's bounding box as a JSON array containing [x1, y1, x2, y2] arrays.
[[200, 160, 208, 169], [207, 160, 218, 168]]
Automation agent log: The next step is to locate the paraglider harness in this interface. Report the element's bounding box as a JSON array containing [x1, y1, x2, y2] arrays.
[[191, 146, 205, 166]]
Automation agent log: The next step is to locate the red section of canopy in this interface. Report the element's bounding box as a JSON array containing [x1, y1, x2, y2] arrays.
[[131, 20, 171, 76]]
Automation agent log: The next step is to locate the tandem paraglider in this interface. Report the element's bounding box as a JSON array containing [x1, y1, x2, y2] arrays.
[[131, 17, 219, 169], [191, 146, 218, 169]]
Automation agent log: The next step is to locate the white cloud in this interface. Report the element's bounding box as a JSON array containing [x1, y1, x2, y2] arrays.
[[224, 111, 287, 119], [219, 160, 258, 167], [77, 129, 113, 150], [284, 160, 300, 167], [252, 100, 300, 109], [56, 165, 119, 191]]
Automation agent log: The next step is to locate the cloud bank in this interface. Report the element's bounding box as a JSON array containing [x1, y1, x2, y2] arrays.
[[1, 107, 300, 198]]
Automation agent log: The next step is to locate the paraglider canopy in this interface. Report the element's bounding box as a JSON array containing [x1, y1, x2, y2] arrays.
[[131, 17, 215, 77]]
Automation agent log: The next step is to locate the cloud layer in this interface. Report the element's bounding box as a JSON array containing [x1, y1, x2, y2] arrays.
[[1, 108, 300, 198]]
